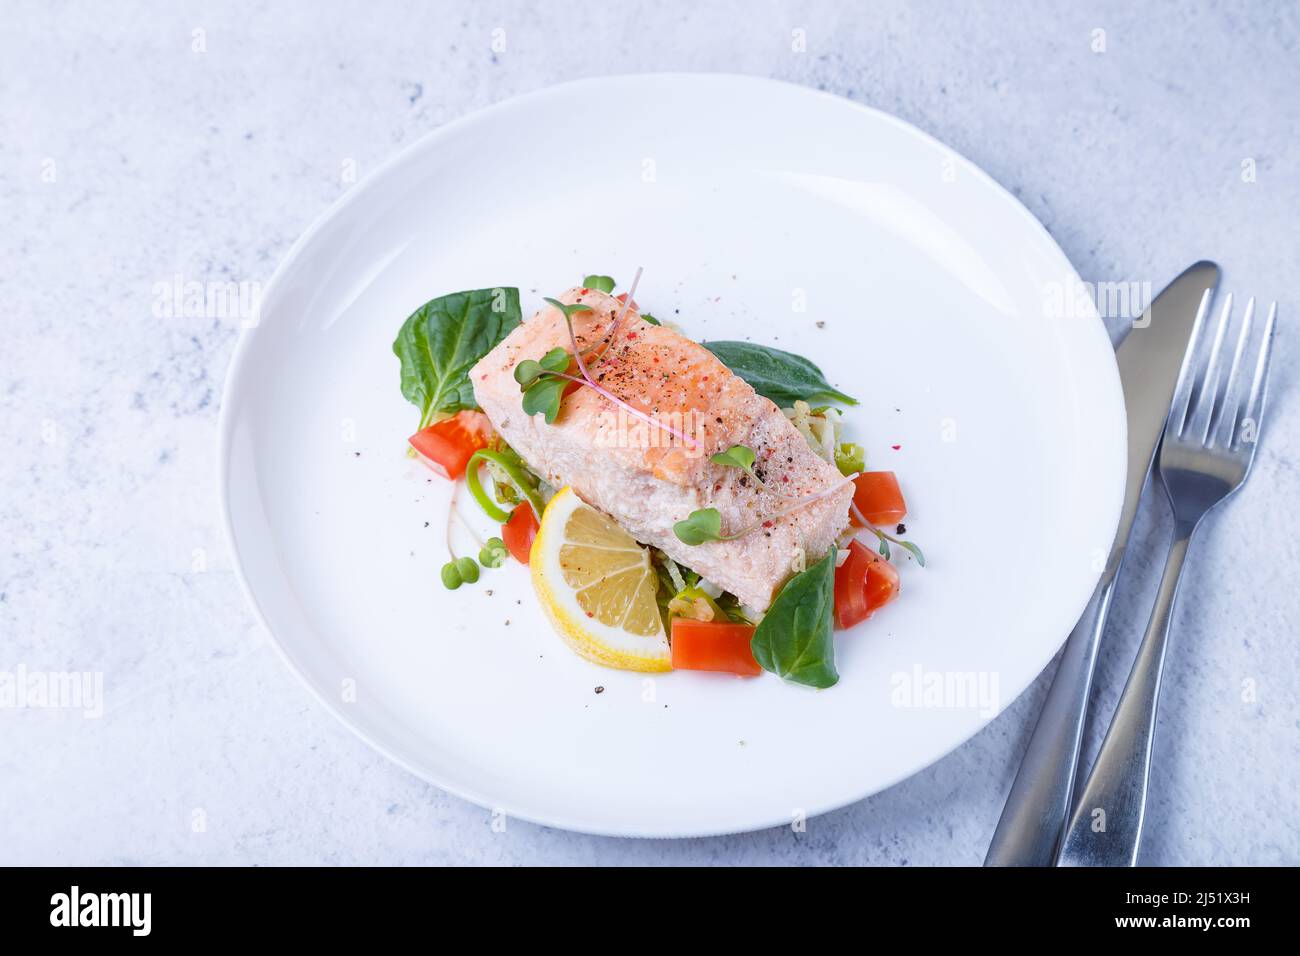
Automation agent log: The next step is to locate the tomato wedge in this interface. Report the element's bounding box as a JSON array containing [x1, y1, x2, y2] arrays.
[[671, 619, 761, 676], [834, 539, 900, 630], [501, 501, 540, 565], [409, 411, 495, 480], [850, 471, 908, 527]]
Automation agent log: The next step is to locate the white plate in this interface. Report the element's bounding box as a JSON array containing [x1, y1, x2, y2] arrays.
[[220, 74, 1125, 837]]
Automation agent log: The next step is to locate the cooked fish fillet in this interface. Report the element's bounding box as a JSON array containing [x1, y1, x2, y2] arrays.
[[470, 287, 852, 611]]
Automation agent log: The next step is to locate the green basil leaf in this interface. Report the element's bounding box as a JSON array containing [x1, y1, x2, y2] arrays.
[[582, 274, 616, 294], [393, 287, 522, 427], [702, 341, 857, 407], [521, 376, 565, 424], [711, 444, 756, 471], [751, 547, 839, 688], [673, 508, 722, 546]]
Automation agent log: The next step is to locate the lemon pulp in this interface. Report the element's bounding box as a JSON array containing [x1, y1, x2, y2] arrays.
[[531, 488, 670, 672]]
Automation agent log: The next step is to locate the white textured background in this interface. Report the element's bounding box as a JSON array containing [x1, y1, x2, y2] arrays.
[[2, 0, 1297, 865]]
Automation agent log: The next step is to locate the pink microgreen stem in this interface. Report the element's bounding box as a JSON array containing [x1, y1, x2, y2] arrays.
[[555, 289, 699, 451], [583, 266, 644, 368], [721, 473, 858, 540]]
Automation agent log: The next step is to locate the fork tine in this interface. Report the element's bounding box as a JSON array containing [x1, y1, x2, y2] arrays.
[[1209, 297, 1255, 448], [1186, 292, 1235, 443], [1166, 288, 1216, 438], [1233, 301, 1278, 451]]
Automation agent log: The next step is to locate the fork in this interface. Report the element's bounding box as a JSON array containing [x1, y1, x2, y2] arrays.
[[1055, 292, 1278, 867]]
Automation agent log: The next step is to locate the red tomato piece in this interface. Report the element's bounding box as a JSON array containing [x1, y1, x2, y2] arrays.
[[670, 619, 762, 676], [834, 539, 900, 629], [408, 411, 494, 481], [502, 501, 540, 565], [850, 471, 908, 527]]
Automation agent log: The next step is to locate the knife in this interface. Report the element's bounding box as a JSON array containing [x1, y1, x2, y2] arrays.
[[983, 260, 1219, 866]]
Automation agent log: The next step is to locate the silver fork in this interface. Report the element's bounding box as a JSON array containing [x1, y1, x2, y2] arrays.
[[1056, 292, 1278, 867]]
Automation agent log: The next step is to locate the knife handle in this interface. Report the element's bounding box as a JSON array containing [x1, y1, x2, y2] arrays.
[[983, 573, 1116, 866]]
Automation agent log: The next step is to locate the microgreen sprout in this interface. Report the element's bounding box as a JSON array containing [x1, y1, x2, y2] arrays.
[[479, 536, 508, 568], [709, 444, 802, 500], [710, 444, 756, 471], [583, 266, 642, 369], [850, 501, 926, 567], [673, 508, 723, 545], [518, 275, 700, 451], [582, 274, 616, 294], [513, 346, 569, 387], [441, 556, 479, 589], [542, 297, 593, 321], [673, 474, 858, 546], [439, 482, 485, 589], [869, 527, 926, 567], [520, 376, 566, 424]]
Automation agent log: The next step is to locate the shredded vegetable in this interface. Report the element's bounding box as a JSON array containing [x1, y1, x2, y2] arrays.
[[465, 448, 545, 522]]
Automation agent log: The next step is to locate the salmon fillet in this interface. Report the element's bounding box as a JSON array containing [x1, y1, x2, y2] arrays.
[[470, 287, 852, 611]]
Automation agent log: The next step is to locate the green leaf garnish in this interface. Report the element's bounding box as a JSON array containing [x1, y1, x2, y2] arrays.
[[710, 444, 756, 471], [897, 540, 926, 566], [673, 508, 723, 546], [751, 547, 838, 688], [441, 561, 464, 590], [641, 313, 661, 326], [582, 274, 616, 294], [393, 288, 522, 428], [479, 537, 507, 568], [521, 376, 566, 424], [455, 556, 479, 584], [513, 359, 544, 387], [543, 297, 594, 321], [702, 341, 857, 407], [514, 347, 570, 388], [869, 526, 926, 568], [539, 346, 569, 372]]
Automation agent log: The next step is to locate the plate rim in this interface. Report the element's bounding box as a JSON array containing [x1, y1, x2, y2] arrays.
[[218, 72, 1125, 838]]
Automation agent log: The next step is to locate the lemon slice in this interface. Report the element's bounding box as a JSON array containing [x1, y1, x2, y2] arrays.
[[530, 487, 670, 672]]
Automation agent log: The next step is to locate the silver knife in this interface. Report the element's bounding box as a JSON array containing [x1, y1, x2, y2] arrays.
[[984, 260, 1219, 866]]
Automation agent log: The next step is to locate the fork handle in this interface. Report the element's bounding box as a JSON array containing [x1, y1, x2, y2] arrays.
[[1056, 526, 1194, 866], [984, 574, 1115, 865]]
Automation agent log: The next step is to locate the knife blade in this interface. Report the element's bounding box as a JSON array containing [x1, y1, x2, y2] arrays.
[[983, 260, 1219, 866]]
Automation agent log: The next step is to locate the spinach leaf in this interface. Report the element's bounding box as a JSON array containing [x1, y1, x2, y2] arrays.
[[702, 341, 857, 407], [393, 287, 522, 427], [751, 547, 839, 688]]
